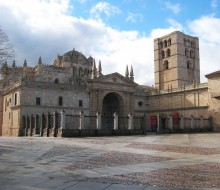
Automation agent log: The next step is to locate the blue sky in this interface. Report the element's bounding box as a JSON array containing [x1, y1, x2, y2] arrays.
[[0, 0, 220, 85], [69, 0, 219, 33]]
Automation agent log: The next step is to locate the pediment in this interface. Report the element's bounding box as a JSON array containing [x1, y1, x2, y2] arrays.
[[92, 72, 138, 86]]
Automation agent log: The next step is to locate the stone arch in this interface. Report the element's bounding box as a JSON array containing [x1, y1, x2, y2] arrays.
[[102, 92, 124, 129]]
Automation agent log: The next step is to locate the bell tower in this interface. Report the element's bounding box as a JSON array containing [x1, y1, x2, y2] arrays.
[[154, 31, 200, 90]]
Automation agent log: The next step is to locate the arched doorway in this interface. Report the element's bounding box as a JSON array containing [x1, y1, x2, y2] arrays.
[[102, 92, 124, 129]]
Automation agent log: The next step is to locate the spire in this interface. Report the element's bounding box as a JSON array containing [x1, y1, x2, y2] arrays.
[[91, 59, 97, 79], [23, 59, 27, 67], [38, 57, 42, 65], [125, 65, 129, 78], [129, 65, 134, 81], [97, 60, 102, 77]]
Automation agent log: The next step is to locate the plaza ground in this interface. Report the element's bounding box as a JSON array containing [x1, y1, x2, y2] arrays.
[[0, 133, 220, 190]]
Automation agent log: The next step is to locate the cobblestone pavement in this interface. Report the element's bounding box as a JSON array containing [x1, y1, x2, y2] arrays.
[[1, 133, 220, 190]]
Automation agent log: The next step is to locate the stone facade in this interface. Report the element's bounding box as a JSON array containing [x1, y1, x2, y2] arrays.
[[0, 31, 220, 136]]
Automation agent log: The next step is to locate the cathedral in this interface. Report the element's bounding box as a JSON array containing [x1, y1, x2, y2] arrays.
[[1, 31, 220, 136]]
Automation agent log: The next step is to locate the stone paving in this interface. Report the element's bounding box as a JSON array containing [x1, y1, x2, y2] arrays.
[[0, 133, 220, 189]]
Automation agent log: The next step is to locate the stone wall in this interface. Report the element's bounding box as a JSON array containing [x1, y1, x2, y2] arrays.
[[207, 75, 220, 131]]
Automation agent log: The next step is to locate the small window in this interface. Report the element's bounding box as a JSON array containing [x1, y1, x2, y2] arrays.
[[138, 101, 143, 107], [54, 78, 59, 84], [167, 49, 171, 57], [168, 38, 171, 46], [79, 100, 83, 107], [58, 96, 63, 106], [79, 68, 83, 76], [14, 93, 17, 106], [36, 97, 41, 105], [161, 50, 165, 59], [187, 61, 193, 70], [164, 40, 167, 47], [187, 40, 190, 46], [164, 60, 169, 70], [190, 50, 194, 58]]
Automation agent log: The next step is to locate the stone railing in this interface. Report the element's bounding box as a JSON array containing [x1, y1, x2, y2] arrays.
[[148, 83, 208, 96], [21, 111, 145, 137]]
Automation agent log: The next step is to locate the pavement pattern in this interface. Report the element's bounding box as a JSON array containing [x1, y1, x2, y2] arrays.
[[0, 133, 220, 190]]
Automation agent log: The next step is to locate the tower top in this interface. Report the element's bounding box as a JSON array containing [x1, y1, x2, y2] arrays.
[[154, 31, 200, 90]]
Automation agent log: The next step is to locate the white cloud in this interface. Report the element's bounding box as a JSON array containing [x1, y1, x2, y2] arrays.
[[90, 2, 121, 19], [165, 1, 181, 14], [126, 12, 143, 23], [0, 0, 154, 85], [1, 0, 220, 86], [188, 15, 220, 82]]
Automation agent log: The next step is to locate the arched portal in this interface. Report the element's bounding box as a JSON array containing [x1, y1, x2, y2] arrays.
[[102, 92, 124, 129]]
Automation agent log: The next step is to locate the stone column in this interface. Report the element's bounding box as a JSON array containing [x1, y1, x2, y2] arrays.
[[28, 115, 32, 136], [200, 116, 203, 129], [43, 112, 49, 137], [35, 114, 39, 135], [22, 116, 26, 136], [157, 114, 160, 133], [79, 111, 84, 130], [53, 111, 58, 137], [168, 114, 173, 131], [58, 110, 65, 137], [128, 114, 134, 130], [96, 112, 102, 130], [113, 112, 118, 130], [180, 115, 184, 130], [40, 113, 45, 136], [60, 110, 65, 129], [48, 112, 55, 137], [190, 115, 195, 129], [30, 114, 35, 136], [25, 116, 29, 136]]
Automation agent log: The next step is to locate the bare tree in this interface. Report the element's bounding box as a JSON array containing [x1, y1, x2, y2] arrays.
[[0, 27, 14, 66]]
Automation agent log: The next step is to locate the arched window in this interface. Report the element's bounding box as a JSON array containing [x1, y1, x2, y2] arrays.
[[190, 50, 194, 58], [161, 50, 165, 59], [78, 67, 83, 76], [72, 67, 77, 79], [187, 39, 190, 46], [164, 40, 167, 47], [159, 41, 163, 49], [187, 60, 191, 69], [164, 60, 169, 70], [84, 68, 89, 76], [168, 38, 171, 46], [191, 41, 194, 47], [54, 78, 59, 84], [166, 48, 171, 57]]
